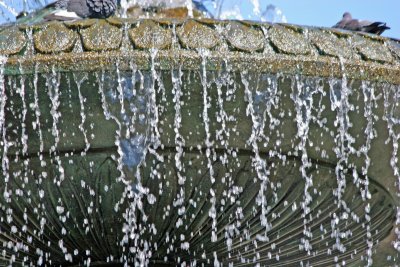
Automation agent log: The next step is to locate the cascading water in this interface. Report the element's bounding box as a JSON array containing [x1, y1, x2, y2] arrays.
[[384, 83, 400, 255], [1, 10, 400, 267], [0, 60, 398, 266], [0, 56, 8, 177]]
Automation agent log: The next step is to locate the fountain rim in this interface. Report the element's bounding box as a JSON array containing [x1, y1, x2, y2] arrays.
[[0, 18, 398, 84], [3, 50, 400, 84]]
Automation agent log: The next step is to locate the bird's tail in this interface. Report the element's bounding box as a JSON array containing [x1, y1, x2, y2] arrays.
[[364, 22, 390, 35]]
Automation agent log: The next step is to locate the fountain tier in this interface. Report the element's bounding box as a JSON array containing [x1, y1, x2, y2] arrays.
[[1, 18, 400, 266]]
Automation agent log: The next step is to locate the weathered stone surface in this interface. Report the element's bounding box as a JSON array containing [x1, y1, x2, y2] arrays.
[[224, 21, 264, 52], [177, 20, 219, 49], [268, 26, 312, 55], [106, 17, 134, 27], [0, 27, 26, 55], [0, 19, 400, 85], [64, 19, 98, 28], [387, 40, 400, 60], [81, 20, 122, 51], [129, 20, 172, 49], [153, 18, 181, 26], [309, 29, 355, 59], [34, 23, 78, 53], [352, 35, 393, 63]]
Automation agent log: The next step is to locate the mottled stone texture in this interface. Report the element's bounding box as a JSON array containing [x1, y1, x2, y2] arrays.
[[34, 23, 78, 53], [309, 29, 356, 59], [81, 20, 122, 51], [268, 25, 312, 55], [177, 20, 220, 49], [224, 21, 264, 52], [0, 27, 26, 55], [0, 18, 399, 83], [129, 20, 172, 49], [351, 35, 394, 63]]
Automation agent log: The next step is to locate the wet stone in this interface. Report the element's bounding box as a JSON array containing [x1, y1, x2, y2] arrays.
[[34, 23, 78, 53], [177, 20, 219, 49], [129, 20, 172, 49], [0, 27, 26, 55], [224, 21, 264, 52], [18, 23, 47, 31], [309, 30, 355, 59], [81, 20, 122, 51], [268, 26, 312, 55], [387, 40, 400, 60], [152, 18, 180, 26], [106, 17, 134, 27], [277, 23, 305, 33], [240, 19, 270, 28], [194, 18, 219, 26], [64, 19, 98, 29], [352, 36, 393, 63], [356, 31, 387, 43], [330, 28, 354, 38]]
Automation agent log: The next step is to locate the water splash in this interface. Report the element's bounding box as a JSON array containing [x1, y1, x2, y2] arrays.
[[198, 48, 219, 261], [261, 4, 287, 23], [360, 80, 377, 266], [383, 83, 400, 253], [241, 70, 272, 242], [0, 55, 8, 138], [73, 73, 90, 154], [171, 66, 190, 255], [0, 56, 10, 210], [32, 64, 44, 156], [0, 53, 397, 266], [46, 67, 65, 186], [329, 58, 356, 256], [292, 75, 324, 253]]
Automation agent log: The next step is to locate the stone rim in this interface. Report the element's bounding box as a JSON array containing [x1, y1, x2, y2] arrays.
[[0, 18, 398, 84]]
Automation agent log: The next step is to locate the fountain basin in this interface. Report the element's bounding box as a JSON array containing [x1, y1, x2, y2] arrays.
[[1, 18, 400, 266]]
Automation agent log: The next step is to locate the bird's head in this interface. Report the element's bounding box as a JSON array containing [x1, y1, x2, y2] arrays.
[[343, 12, 352, 19]]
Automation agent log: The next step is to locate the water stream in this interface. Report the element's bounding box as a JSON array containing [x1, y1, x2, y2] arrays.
[[0, 22, 400, 267]]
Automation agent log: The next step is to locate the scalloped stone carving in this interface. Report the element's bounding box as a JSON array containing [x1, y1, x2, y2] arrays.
[[64, 19, 98, 29], [268, 26, 312, 55], [129, 20, 172, 49], [0, 28, 26, 55], [388, 40, 400, 60], [0, 19, 399, 85], [177, 20, 219, 49], [81, 20, 122, 51], [33, 23, 78, 53], [352, 36, 394, 63], [309, 30, 355, 59], [224, 22, 264, 52]]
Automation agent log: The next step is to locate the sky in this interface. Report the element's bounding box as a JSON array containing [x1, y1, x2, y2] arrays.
[[219, 0, 399, 39], [0, 0, 398, 39]]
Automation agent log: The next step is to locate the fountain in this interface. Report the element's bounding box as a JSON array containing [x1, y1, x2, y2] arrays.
[[1, 5, 400, 266]]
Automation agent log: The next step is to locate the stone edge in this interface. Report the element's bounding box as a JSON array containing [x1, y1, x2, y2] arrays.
[[0, 18, 399, 84]]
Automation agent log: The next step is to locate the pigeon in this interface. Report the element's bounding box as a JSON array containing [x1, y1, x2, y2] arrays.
[[16, 0, 116, 23], [333, 12, 390, 35]]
